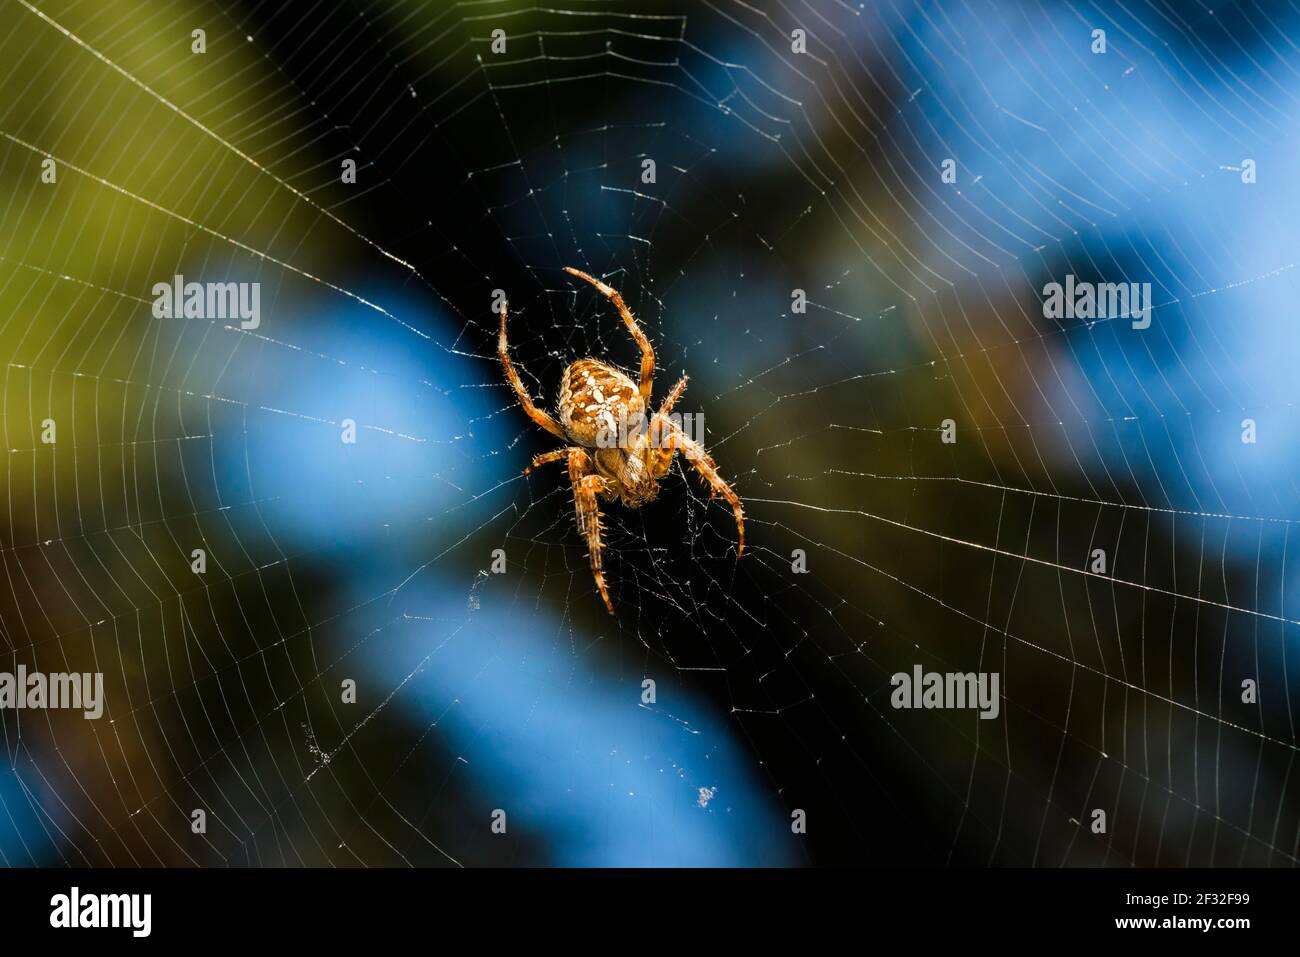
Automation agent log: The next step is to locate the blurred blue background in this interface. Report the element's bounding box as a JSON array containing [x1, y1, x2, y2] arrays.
[[3, 0, 1300, 867]]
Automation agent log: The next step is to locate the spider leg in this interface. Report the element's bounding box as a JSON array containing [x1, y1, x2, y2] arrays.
[[524, 447, 578, 475], [568, 448, 615, 614], [657, 375, 688, 418], [648, 375, 688, 449], [659, 419, 745, 559], [564, 266, 654, 408], [499, 297, 566, 439]]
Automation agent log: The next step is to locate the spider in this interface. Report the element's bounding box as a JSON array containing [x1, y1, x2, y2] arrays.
[[499, 266, 745, 615]]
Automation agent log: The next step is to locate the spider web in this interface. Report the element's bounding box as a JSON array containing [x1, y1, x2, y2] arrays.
[[2, 0, 1299, 867]]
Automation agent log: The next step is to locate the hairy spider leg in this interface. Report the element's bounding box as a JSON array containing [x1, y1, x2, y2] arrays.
[[657, 417, 745, 559], [499, 298, 566, 439], [563, 267, 655, 409], [524, 447, 576, 475], [568, 448, 615, 614], [658, 374, 688, 417], [651, 374, 688, 441]]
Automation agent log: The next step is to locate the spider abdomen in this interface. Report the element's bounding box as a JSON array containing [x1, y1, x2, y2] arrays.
[[557, 358, 643, 447]]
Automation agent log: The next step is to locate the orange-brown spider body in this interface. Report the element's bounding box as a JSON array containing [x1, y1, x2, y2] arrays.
[[499, 267, 745, 614], [557, 358, 665, 508]]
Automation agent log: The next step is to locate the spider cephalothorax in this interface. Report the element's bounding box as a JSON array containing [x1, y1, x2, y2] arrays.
[[499, 266, 745, 614]]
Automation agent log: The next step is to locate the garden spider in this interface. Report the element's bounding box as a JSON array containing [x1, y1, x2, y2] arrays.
[[499, 266, 745, 614]]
